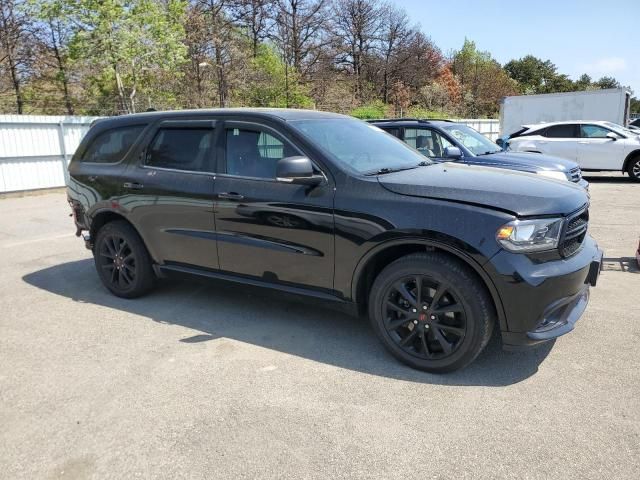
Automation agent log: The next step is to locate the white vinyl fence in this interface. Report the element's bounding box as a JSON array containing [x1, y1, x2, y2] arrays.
[[454, 119, 501, 141], [0, 115, 98, 193], [0, 115, 500, 193]]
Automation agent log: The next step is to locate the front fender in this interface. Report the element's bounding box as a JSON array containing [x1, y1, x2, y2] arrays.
[[349, 234, 508, 332]]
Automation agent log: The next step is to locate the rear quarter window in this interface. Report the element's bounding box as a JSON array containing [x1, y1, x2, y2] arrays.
[[79, 125, 146, 163]]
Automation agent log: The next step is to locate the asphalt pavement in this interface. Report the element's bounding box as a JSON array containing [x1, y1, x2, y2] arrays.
[[1, 172, 638, 479]]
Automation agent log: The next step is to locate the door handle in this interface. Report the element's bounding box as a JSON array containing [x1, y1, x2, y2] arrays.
[[87, 175, 98, 182], [578, 141, 589, 144], [123, 182, 144, 190], [218, 192, 244, 201]]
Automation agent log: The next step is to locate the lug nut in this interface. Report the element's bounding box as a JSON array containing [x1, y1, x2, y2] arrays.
[[422, 305, 427, 310], [430, 315, 436, 320], [412, 308, 417, 313], [413, 320, 418, 324]]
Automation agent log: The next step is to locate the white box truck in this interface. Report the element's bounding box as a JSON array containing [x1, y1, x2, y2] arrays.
[[499, 88, 631, 136]]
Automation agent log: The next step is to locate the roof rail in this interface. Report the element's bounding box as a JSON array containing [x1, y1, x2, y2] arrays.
[[366, 118, 422, 123], [366, 118, 454, 123]]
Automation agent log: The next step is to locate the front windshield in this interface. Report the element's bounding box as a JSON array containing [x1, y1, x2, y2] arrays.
[[602, 121, 635, 136], [440, 124, 501, 155], [289, 118, 431, 174]]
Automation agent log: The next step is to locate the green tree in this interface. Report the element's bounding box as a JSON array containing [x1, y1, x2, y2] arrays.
[[238, 42, 312, 108], [594, 76, 621, 89], [504, 55, 552, 93], [67, 0, 187, 114], [504, 55, 567, 94], [452, 39, 517, 117], [574, 73, 592, 90]]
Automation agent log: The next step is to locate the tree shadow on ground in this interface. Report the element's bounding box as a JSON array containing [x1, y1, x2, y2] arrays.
[[23, 259, 556, 387]]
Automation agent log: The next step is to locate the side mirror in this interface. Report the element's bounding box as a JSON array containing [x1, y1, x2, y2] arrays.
[[276, 156, 323, 186], [606, 132, 618, 141], [495, 138, 504, 148], [443, 146, 463, 159]]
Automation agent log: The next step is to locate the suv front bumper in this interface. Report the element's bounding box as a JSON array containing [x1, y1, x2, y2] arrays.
[[488, 235, 603, 349]]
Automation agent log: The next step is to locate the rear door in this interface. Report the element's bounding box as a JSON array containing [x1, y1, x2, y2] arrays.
[[213, 120, 335, 291], [124, 119, 219, 270], [577, 124, 625, 170], [535, 124, 579, 161]]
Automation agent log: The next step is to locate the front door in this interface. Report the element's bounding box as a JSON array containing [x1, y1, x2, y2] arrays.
[[578, 124, 625, 170], [403, 127, 454, 161], [213, 120, 335, 291], [125, 119, 219, 270]]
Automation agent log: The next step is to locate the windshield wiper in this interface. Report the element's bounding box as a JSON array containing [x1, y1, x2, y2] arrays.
[[365, 161, 431, 176], [475, 151, 500, 156]]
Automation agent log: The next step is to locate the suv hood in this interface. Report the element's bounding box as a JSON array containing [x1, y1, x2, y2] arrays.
[[470, 151, 578, 172], [378, 163, 588, 217]]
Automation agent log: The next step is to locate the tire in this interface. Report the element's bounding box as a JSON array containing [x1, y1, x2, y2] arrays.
[[626, 156, 640, 182], [368, 252, 495, 373], [93, 220, 155, 298]]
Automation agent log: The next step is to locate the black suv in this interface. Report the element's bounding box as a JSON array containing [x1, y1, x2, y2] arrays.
[[67, 109, 602, 373], [371, 119, 589, 189]]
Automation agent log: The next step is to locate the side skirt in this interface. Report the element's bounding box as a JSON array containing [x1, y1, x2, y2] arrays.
[[157, 263, 358, 316]]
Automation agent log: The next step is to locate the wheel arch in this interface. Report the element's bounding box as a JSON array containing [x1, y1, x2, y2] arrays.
[[89, 210, 157, 261], [622, 149, 640, 173], [351, 238, 507, 331]]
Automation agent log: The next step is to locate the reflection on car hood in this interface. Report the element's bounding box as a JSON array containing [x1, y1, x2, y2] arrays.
[[467, 151, 578, 172], [378, 163, 588, 217]]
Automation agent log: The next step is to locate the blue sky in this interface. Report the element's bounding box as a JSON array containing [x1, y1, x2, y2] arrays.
[[389, 0, 637, 94]]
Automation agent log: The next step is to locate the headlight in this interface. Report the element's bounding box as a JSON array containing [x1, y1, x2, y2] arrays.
[[537, 170, 570, 181], [496, 218, 563, 252]]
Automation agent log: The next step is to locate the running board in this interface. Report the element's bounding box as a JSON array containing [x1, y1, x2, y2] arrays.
[[157, 263, 349, 304]]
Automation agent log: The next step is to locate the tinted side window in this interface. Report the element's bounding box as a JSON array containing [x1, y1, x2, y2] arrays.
[[146, 128, 214, 172], [82, 125, 145, 163], [381, 127, 401, 138], [544, 124, 578, 138], [580, 124, 613, 138], [404, 128, 453, 158], [225, 127, 298, 179]]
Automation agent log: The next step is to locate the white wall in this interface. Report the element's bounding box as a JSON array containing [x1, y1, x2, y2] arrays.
[[0, 115, 500, 193], [0, 115, 98, 193]]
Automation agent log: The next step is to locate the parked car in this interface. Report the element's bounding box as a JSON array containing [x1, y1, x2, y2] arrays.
[[370, 119, 588, 189], [67, 109, 603, 373], [629, 118, 640, 128], [506, 120, 640, 181]]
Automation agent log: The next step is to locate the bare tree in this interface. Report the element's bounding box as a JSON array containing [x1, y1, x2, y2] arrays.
[[28, 0, 75, 114], [197, 0, 239, 107], [376, 5, 415, 103], [0, 0, 32, 114], [231, 0, 275, 57], [272, 0, 328, 76], [331, 0, 383, 100]]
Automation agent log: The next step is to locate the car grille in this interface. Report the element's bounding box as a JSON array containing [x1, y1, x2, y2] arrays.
[[559, 206, 589, 257], [569, 167, 582, 183]]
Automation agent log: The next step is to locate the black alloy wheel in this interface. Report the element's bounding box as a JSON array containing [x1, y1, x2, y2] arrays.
[[383, 275, 466, 360], [94, 220, 155, 298], [369, 252, 494, 373], [98, 234, 137, 290]]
